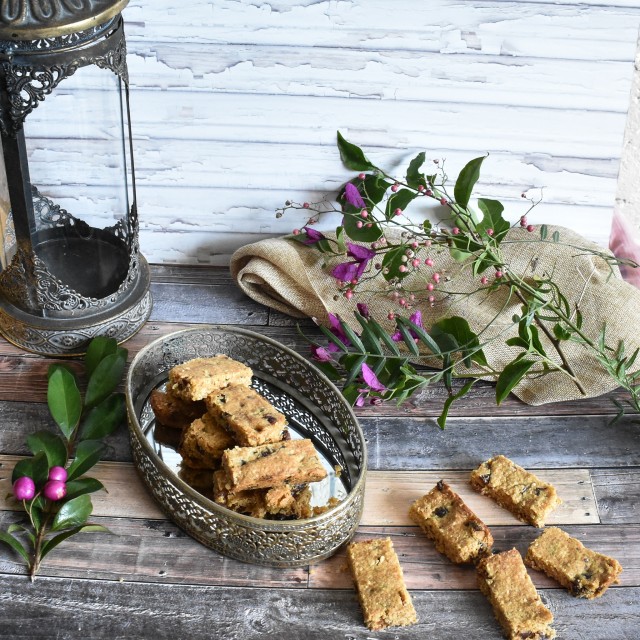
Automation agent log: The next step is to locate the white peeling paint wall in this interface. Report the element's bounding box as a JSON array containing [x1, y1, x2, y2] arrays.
[[118, 0, 640, 265]]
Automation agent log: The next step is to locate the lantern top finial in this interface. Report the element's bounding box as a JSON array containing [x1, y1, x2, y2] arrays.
[[0, 0, 129, 40]]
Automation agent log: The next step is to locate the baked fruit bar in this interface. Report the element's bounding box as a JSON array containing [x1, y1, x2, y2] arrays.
[[477, 548, 556, 640], [347, 537, 417, 631], [213, 470, 312, 519], [205, 384, 288, 446], [149, 389, 206, 430], [178, 465, 215, 494], [525, 527, 622, 599], [409, 480, 493, 564], [221, 439, 327, 492], [178, 414, 236, 469], [168, 355, 253, 401], [470, 455, 561, 527]]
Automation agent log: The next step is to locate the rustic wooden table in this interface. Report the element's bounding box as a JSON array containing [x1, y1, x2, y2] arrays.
[[0, 265, 638, 639]]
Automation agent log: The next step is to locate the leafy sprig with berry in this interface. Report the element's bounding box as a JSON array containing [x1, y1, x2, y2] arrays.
[[0, 337, 127, 579], [279, 132, 640, 426]]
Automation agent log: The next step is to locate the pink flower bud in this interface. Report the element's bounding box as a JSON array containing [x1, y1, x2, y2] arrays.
[[43, 480, 66, 502], [13, 476, 36, 501], [48, 466, 68, 483]]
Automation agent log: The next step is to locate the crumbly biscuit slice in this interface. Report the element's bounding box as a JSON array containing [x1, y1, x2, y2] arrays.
[[477, 549, 556, 640], [409, 480, 493, 564], [470, 455, 561, 527], [178, 413, 236, 468], [205, 384, 288, 446], [168, 355, 253, 401], [213, 469, 268, 518], [347, 537, 417, 631], [525, 527, 622, 599], [150, 389, 206, 430], [221, 439, 327, 492]]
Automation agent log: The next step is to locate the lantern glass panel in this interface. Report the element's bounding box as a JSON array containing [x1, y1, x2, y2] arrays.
[[20, 63, 133, 302]]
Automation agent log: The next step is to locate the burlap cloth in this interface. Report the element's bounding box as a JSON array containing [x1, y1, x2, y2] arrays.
[[230, 226, 640, 405]]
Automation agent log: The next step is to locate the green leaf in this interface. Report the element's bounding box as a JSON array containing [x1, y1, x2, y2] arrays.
[[396, 323, 421, 356], [540, 224, 548, 240], [51, 494, 93, 532], [66, 440, 106, 482], [384, 188, 417, 220], [80, 393, 126, 441], [368, 319, 402, 356], [454, 156, 486, 208], [450, 248, 472, 263], [337, 131, 376, 171], [84, 349, 127, 409], [337, 319, 366, 353], [431, 317, 487, 367], [47, 365, 82, 440], [360, 174, 392, 208], [406, 152, 426, 189], [64, 477, 106, 501], [40, 523, 111, 560], [343, 354, 368, 386], [553, 324, 572, 341], [317, 325, 349, 353], [342, 213, 382, 242], [477, 198, 510, 243], [26, 431, 68, 468], [495, 358, 535, 405], [0, 531, 30, 564], [7, 524, 35, 546], [354, 315, 384, 356], [552, 230, 560, 242], [396, 316, 441, 356], [381, 246, 411, 281], [437, 379, 477, 429], [84, 336, 118, 378]]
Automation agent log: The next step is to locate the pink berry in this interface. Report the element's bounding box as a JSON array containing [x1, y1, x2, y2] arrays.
[[520, 216, 527, 227], [399, 265, 407, 273], [391, 183, 399, 193], [43, 479, 66, 502], [480, 276, 488, 285], [418, 185, 425, 193], [527, 224, 535, 232], [394, 208, 402, 217], [48, 466, 68, 483], [356, 221, 363, 228], [13, 476, 36, 501], [427, 283, 434, 291], [303, 202, 310, 209], [360, 209, 368, 218], [486, 228, 494, 236], [425, 258, 434, 267], [432, 273, 440, 283], [426, 189, 433, 197], [452, 227, 460, 235], [398, 298, 406, 306], [292, 228, 300, 235], [428, 295, 435, 303], [358, 173, 366, 180], [495, 270, 503, 279], [439, 197, 447, 206], [411, 259, 420, 268], [387, 312, 395, 320]]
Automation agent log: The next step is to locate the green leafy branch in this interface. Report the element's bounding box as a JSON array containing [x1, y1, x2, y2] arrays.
[[0, 337, 127, 580]]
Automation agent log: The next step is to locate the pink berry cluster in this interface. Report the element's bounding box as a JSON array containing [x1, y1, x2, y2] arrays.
[[12, 465, 68, 503]]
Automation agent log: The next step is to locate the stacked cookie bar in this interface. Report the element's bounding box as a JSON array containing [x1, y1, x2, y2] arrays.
[[150, 355, 330, 519]]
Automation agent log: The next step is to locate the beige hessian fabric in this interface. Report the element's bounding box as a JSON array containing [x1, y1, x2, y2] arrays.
[[230, 226, 640, 405]]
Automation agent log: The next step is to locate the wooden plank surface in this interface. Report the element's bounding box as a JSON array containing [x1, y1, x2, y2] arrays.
[[0, 264, 637, 640]]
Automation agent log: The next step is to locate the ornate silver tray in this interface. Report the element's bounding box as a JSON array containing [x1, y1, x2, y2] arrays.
[[125, 326, 367, 567]]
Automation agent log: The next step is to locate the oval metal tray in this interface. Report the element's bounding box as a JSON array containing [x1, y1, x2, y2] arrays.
[[125, 326, 367, 567]]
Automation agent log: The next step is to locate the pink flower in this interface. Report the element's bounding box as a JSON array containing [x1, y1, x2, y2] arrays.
[[356, 302, 370, 318], [331, 243, 376, 281], [325, 313, 351, 352], [391, 310, 424, 342], [310, 345, 333, 362], [344, 183, 366, 209], [302, 227, 326, 245], [355, 362, 387, 406]]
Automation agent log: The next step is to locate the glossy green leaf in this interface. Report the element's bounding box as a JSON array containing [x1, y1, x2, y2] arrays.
[[496, 358, 535, 405], [84, 349, 127, 409], [51, 494, 93, 532], [26, 431, 67, 468], [64, 477, 106, 501], [437, 379, 477, 429], [360, 174, 392, 208], [0, 531, 30, 564], [431, 317, 487, 367], [80, 393, 126, 441], [384, 188, 417, 220], [337, 131, 376, 171], [47, 365, 82, 440], [342, 213, 382, 242], [406, 152, 426, 189], [66, 440, 106, 482], [477, 198, 510, 243], [396, 316, 441, 356], [454, 156, 486, 208], [84, 336, 118, 378]]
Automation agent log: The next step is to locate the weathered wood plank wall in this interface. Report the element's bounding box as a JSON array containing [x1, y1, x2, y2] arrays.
[[50, 2, 640, 264]]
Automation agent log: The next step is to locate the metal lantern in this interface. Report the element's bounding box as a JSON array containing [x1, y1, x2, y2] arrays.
[[0, 1, 151, 355]]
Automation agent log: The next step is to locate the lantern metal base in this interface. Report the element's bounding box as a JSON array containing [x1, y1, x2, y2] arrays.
[[0, 256, 152, 356]]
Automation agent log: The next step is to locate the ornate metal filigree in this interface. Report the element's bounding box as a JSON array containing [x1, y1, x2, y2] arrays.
[[126, 327, 367, 567], [0, 17, 128, 134]]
